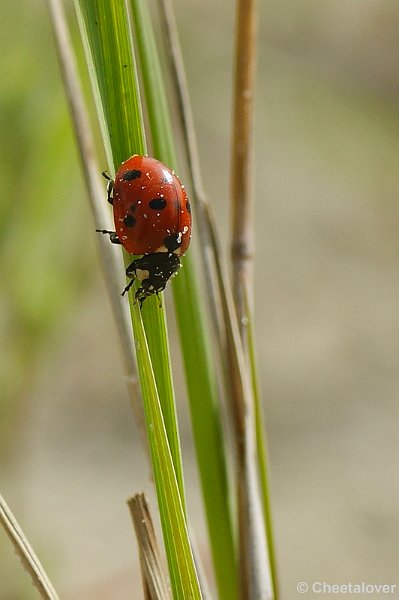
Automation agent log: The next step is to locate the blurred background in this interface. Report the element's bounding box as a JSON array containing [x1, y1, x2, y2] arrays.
[[1, 0, 399, 598]]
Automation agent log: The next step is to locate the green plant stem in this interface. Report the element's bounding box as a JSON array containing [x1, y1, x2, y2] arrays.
[[75, 0, 185, 501], [74, 2, 201, 597], [131, 304, 202, 600], [130, 2, 238, 598]]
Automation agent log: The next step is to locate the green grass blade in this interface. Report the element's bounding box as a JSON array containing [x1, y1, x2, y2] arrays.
[[74, 1, 200, 596], [171, 255, 238, 598], [130, 0, 175, 162], [130, 2, 238, 598], [75, 0, 185, 501], [141, 298, 185, 505], [247, 315, 279, 598], [75, 0, 146, 164], [131, 302, 202, 600]]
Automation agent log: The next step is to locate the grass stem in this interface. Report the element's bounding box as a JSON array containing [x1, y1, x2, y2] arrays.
[[0, 494, 60, 600], [128, 493, 171, 600]]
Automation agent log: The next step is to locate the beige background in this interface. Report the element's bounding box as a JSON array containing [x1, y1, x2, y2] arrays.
[[1, 1, 399, 598]]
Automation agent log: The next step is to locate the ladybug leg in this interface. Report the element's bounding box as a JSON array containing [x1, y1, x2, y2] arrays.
[[96, 229, 121, 245], [101, 171, 114, 205], [136, 296, 145, 309], [155, 291, 163, 308], [121, 278, 136, 297], [125, 259, 138, 279], [122, 259, 140, 297]]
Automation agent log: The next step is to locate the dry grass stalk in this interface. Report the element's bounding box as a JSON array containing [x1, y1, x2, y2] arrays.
[[156, 0, 227, 357], [229, 2, 277, 598], [127, 494, 171, 600], [230, 0, 257, 345], [157, 1, 273, 598], [0, 494, 60, 600], [45, 0, 147, 451]]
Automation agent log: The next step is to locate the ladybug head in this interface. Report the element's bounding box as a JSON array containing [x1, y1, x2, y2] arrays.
[[127, 252, 181, 306]]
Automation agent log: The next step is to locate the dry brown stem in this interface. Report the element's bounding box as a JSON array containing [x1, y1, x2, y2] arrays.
[[46, 0, 147, 452], [230, 0, 257, 344], [157, 1, 273, 598], [0, 494, 60, 600], [127, 494, 171, 600]]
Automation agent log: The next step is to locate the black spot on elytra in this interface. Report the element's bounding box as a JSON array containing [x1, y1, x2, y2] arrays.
[[149, 198, 167, 210], [123, 169, 142, 181], [186, 200, 191, 214], [164, 233, 182, 252], [130, 204, 137, 213], [123, 215, 136, 227]]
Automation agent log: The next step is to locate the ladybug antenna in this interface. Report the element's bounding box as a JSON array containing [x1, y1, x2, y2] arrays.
[[101, 171, 112, 182]]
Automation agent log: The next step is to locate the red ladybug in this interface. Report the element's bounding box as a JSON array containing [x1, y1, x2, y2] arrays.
[[97, 155, 191, 305]]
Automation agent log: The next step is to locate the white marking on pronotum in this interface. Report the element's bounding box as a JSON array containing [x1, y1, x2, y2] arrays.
[[135, 269, 150, 282]]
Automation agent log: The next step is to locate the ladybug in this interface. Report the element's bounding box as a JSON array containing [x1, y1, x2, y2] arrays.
[[97, 155, 191, 305]]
